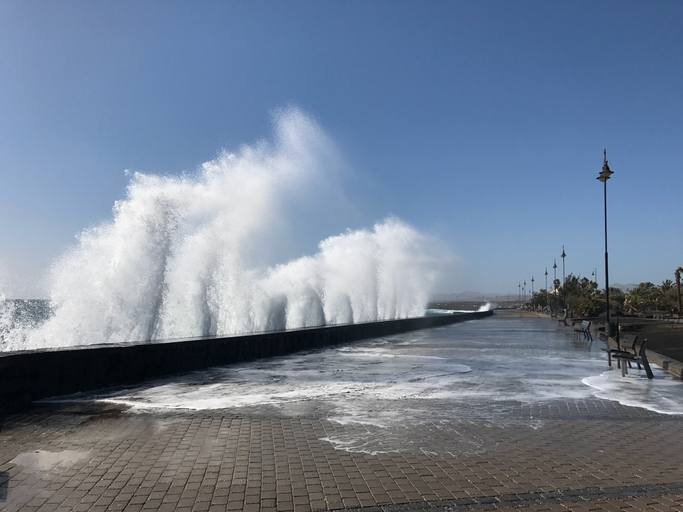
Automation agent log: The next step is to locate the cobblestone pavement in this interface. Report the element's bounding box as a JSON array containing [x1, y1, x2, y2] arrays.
[[3, 316, 683, 511]]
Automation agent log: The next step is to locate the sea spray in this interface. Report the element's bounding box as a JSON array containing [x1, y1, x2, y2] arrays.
[[0, 298, 52, 350], [4, 108, 447, 350], [0, 293, 13, 346], [477, 302, 495, 312]]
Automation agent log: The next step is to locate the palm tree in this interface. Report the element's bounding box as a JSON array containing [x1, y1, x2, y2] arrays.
[[624, 282, 659, 315], [660, 279, 677, 313]]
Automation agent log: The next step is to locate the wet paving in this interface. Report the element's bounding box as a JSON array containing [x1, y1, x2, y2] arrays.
[[81, 309, 683, 425], [2, 311, 683, 511]]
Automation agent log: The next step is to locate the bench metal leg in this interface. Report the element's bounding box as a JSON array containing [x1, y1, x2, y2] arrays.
[[615, 356, 653, 379], [640, 352, 654, 380], [642, 355, 654, 379]]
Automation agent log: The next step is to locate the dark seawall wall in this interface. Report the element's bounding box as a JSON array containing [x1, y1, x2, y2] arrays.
[[0, 310, 492, 414]]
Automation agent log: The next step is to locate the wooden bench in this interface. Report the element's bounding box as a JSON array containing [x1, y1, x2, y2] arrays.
[[573, 320, 592, 341], [602, 336, 653, 379]]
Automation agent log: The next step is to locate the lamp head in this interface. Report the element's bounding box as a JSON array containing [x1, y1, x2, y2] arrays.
[[598, 149, 614, 182]]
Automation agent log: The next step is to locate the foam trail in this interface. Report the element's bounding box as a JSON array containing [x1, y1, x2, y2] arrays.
[[4, 108, 444, 350], [583, 371, 683, 415]]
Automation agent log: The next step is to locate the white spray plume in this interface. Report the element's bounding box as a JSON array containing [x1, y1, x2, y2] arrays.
[[5, 108, 448, 350], [477, 302, 495, 312]]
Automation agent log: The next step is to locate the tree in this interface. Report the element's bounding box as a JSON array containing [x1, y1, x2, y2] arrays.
[[661, 279, 674, 293], [558, 274, 605, 317], [624, 282, 661, 315], [608, 287, 625, 311], [530, 289, 550, 309], [659, 280, 678, 313]]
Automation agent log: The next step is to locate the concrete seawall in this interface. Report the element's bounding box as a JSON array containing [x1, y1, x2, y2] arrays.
[[0, 310, 492, 414]]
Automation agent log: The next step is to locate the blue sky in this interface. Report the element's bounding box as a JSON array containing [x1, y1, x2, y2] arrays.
[[1, 0, 682, 298]]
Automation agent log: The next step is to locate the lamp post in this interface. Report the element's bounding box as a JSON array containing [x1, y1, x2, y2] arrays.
[[561, 246, 566, 284], [676, 268, 683, 316], [531, 276, 534, 296], [553, 259, 557, 283], [519, 282, 521, 305], [551, 260, 558, 313], [597, 149, 614, 335], [545, 268, 548, 291], [560, 247, 566, 308]]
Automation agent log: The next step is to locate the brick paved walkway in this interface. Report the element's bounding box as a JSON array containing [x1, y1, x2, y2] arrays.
[[3, 316, 683, 511], [3, 397, 683, 511]]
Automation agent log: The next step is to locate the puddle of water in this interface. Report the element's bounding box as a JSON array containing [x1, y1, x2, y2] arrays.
[[9, 450, 91, 471]]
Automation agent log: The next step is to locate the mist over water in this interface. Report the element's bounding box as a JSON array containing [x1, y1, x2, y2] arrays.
[[1, 108, 445, 351]]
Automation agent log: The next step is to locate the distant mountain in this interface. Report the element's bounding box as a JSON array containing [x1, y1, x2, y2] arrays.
[[430, 291, 518, 302], [433, 282, 642, 302]]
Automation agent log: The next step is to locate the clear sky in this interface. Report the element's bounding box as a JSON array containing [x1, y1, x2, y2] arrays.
[[1, 0, 682, 298]]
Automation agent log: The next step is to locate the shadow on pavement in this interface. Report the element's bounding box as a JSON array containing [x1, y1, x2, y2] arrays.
[[0, 471, 8, 501]]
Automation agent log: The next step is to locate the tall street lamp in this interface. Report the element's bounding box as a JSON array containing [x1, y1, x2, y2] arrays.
[[676, 268, 683, 316], [561, 246, 566, 284], [545, 268, 548, 291], [553, 259, 557, 284], [597, 149, 614, 335]]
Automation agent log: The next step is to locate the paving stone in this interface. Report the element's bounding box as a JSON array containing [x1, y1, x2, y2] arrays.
[[4, 323, 683, 511]]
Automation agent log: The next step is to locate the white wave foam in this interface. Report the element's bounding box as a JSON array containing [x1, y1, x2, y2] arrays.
[[583, 370, 683, 415], [5, 108, 448, 350]]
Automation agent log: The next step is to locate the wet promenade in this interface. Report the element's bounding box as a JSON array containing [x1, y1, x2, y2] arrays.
[[2, 311, 683, 511]]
